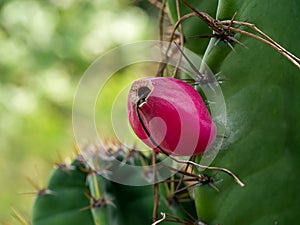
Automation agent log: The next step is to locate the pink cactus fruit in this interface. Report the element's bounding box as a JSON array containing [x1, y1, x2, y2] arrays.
[[127, 77, 217, 156]]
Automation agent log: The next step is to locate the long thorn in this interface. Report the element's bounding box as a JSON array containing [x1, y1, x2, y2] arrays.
[[11, 208, 29, 225], [152, 151, 159, 222], [173, 42, 205, 79], [220, 20, 300, 69]]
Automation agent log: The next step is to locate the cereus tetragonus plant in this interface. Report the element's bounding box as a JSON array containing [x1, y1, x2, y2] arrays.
[[24, 1, 300, 225]]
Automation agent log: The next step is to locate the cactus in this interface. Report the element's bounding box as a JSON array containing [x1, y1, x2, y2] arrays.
[[31, 144, 199, 225], [168, 0, 300, 224], [32, 158, 94, 225], [19, 0, 300, 224]]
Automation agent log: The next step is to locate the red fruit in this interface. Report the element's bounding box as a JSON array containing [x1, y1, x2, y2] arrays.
[[127, 77, 216, 156]]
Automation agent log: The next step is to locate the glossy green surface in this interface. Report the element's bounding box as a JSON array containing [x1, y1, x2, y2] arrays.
[[32, 160, 94, 225], [169, 0, 300, 224]]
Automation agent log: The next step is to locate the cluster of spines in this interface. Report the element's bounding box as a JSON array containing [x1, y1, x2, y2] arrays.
[[23, 141, 219, 225]]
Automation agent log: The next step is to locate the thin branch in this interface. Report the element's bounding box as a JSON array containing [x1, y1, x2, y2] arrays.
[[156, 12, 196, 77], [175, 159, 190, 192], [219, 21, 300, 69], [172, 0, 185, 77], [152, 151, 159, 222], [159, 0, 167, 42], [148, 0, 169, 13], [168, 13, 196, 44], [178, 0, 300, 69], [156, 0, 168, 77]]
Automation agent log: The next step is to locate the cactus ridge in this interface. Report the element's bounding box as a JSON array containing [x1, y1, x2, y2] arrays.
[[31, 142, 211, 225]]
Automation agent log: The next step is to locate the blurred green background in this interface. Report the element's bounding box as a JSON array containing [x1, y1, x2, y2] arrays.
[[0, 0, 158, 223]]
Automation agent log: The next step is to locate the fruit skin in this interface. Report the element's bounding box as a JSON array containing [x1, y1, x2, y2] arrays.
[[127, 77, 216, 156]]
